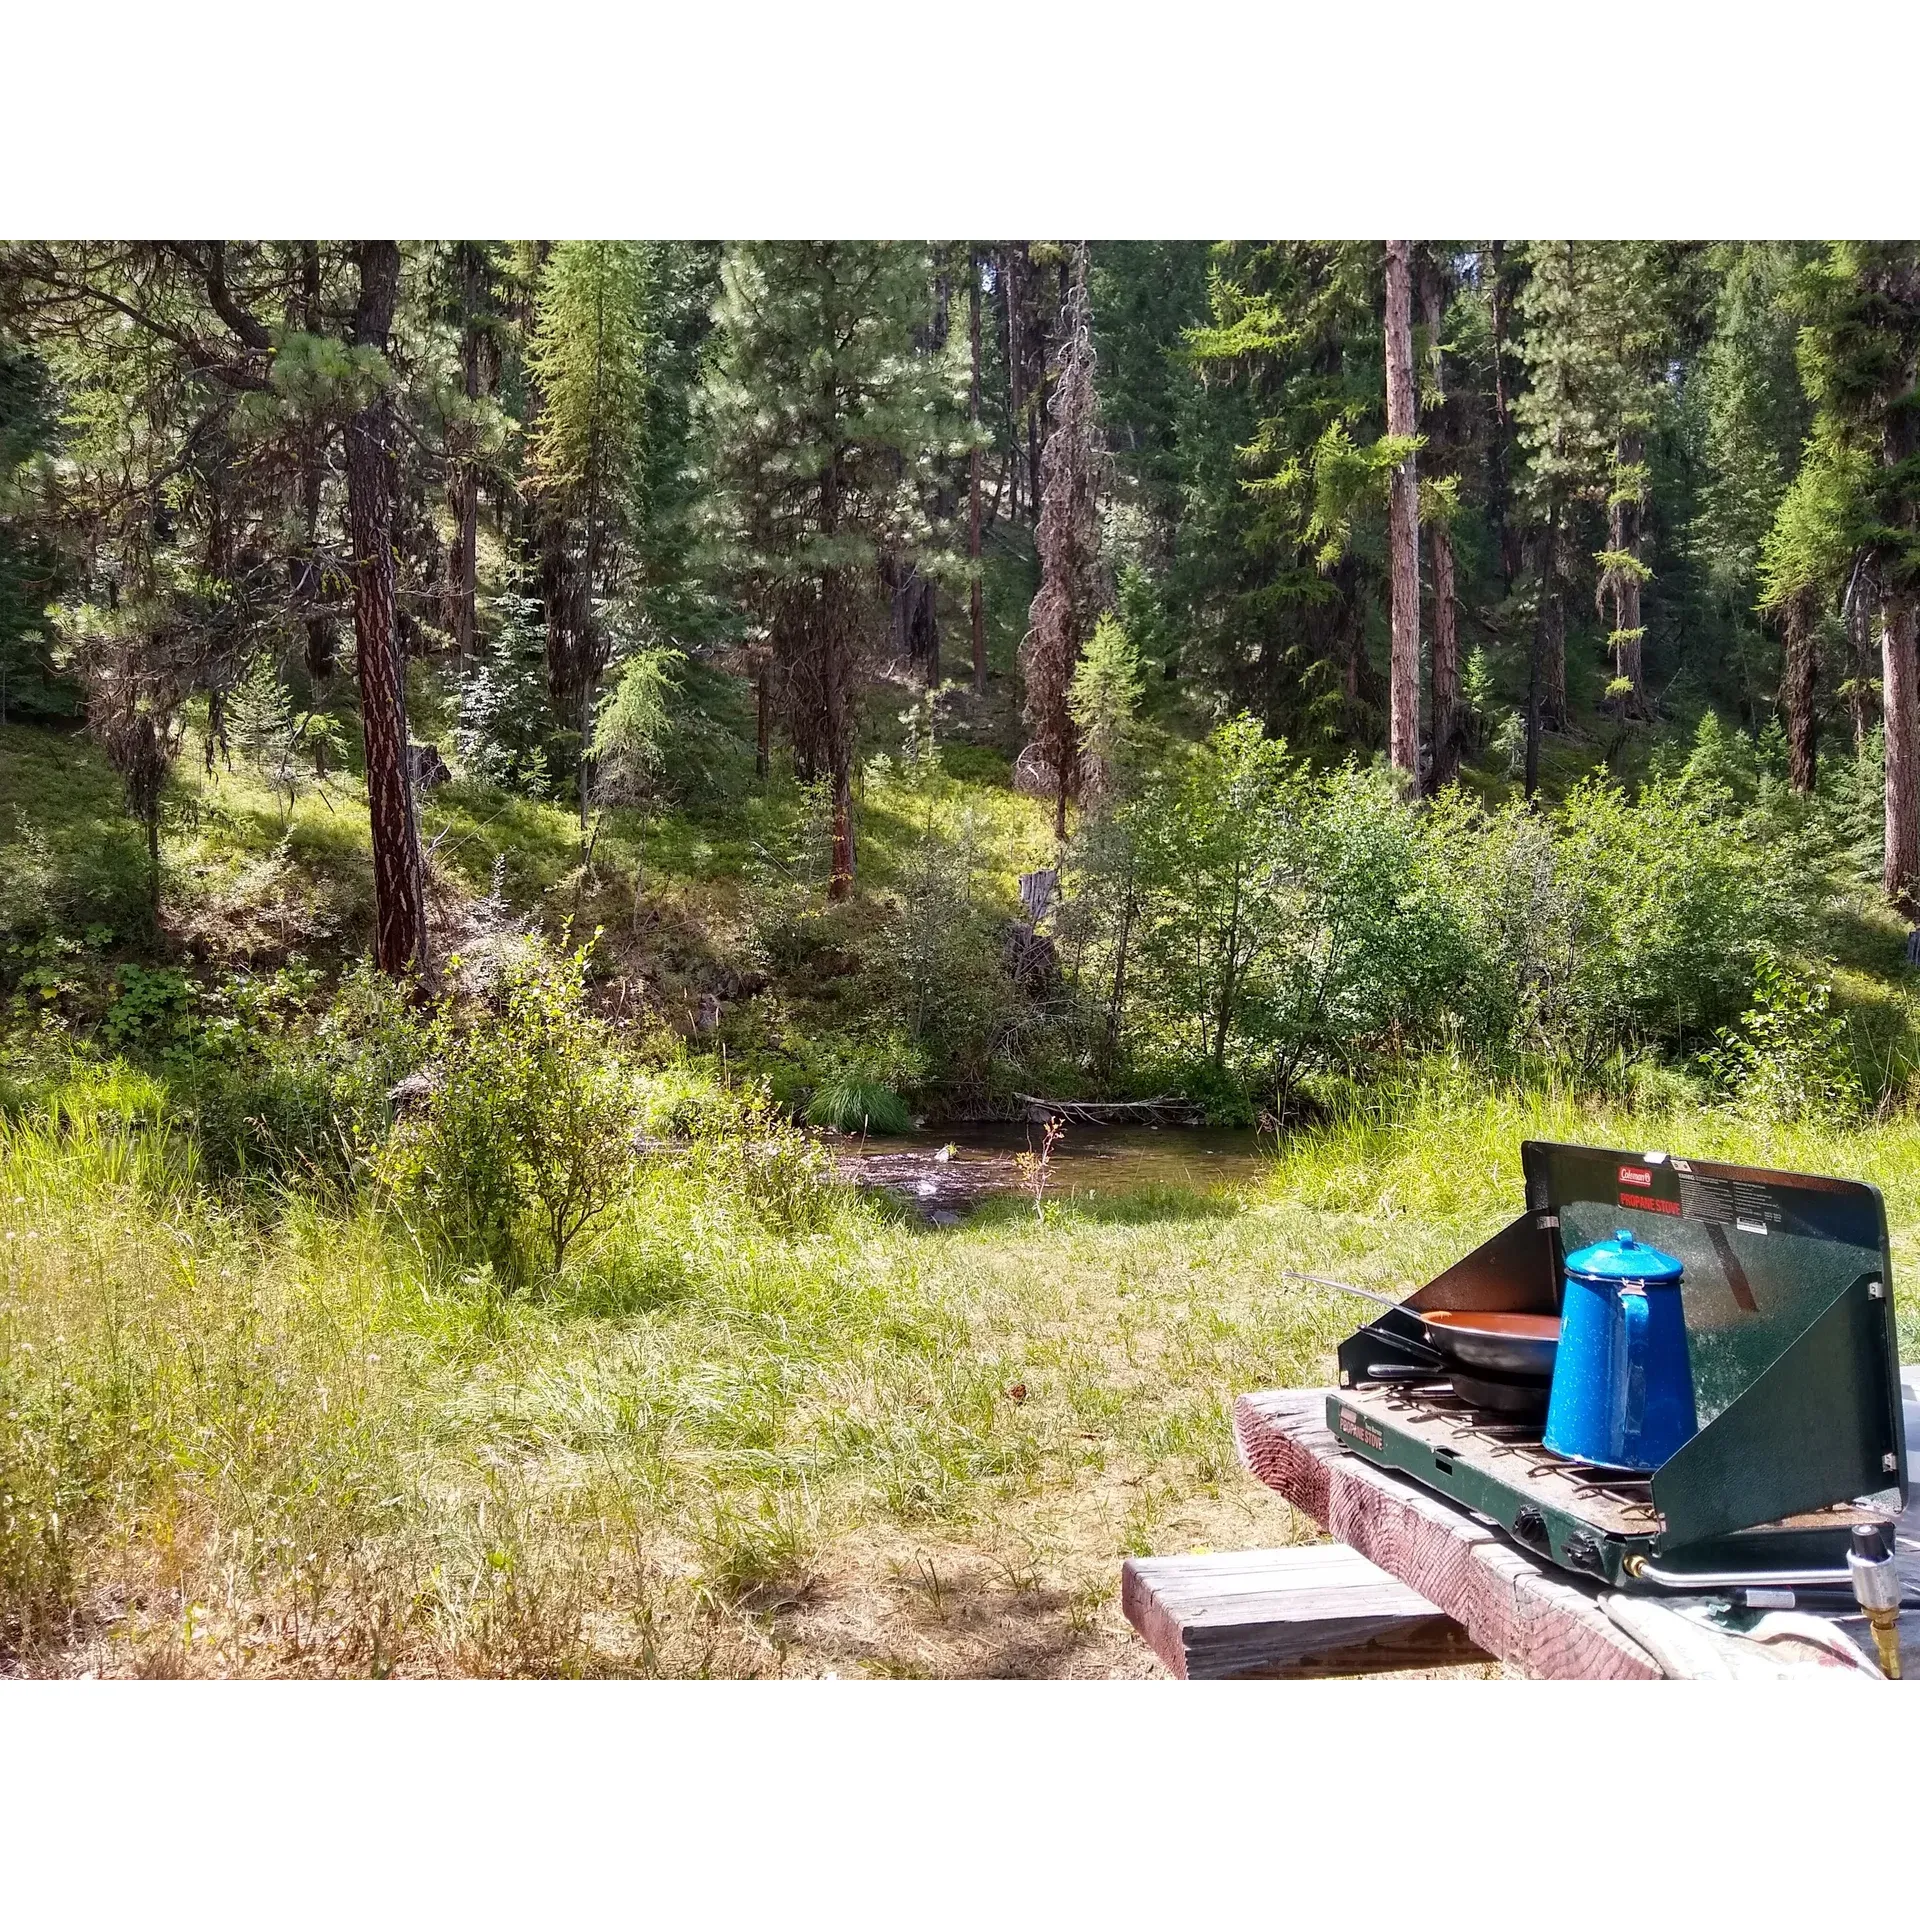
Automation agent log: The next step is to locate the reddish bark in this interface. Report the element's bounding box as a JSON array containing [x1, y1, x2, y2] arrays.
[[345, 241, 429, 980]]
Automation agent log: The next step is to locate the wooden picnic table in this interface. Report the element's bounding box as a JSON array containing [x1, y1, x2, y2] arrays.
[[1217, 1375, 1920, 1680]]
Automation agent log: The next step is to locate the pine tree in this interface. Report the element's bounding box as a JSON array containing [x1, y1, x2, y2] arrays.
[[1383, 242, 1421, 787], [1794, 243, 1920, 907], [1692, 244, 1818, 785], [524, 241, 651, 825], [228, 650, 305, 817], [701, 242, 964, 897], [1419, 247, 1464, 791], [1025, 246, 1108, 840], [346, 240, 430, 979], [1184, 242, 1389, 744], [1069, 611, 1145, 811], [1515, 242, 1698, 726], [440, 242, 506, 664], [1513, 243, 1667, 736], [455, 582, 560, 795], [0, 241, 466, 973]]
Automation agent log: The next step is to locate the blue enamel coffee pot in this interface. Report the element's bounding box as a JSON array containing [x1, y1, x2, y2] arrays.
[[1543, 1229, 1697, 1472]]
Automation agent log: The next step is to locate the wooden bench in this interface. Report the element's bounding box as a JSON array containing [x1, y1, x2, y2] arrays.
[[1122, 1542, 1487, 1679]]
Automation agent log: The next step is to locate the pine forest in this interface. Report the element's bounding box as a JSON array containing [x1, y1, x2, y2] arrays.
[[5, 237, 1920, 1679]]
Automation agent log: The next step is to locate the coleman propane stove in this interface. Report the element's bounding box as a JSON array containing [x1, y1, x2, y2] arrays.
[[1327, 1140, 1909, 1593]]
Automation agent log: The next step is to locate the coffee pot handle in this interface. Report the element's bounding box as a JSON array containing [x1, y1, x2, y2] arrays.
[[1622, 1282, 1648, 1445]]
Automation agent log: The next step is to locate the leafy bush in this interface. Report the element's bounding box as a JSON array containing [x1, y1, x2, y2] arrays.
[[682, 1079, 842, 1229], [101, 964, 196, 1053], [1444, 769, 1820, 1073], [1702, 952, 1865, 1121], [1060, 714, 1824, 1106], [378, 939, 644, 1286]]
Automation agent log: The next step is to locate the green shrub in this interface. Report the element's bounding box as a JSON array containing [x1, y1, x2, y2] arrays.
[[1439, 769, 1820, 1074], [1702, 952, 1865, 1121], [378, 938, 644, 1286], [684, 1080, 842, 1229]]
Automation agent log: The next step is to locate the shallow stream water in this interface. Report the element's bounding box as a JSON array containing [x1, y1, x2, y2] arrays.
[[833, 1121, 1273, 1222]]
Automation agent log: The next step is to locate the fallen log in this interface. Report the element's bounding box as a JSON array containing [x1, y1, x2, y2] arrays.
[[1014, 1094, 1205, 1126]]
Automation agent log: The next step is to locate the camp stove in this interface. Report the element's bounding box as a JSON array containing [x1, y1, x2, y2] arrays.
[[1327, 1141, 1909, 1593]]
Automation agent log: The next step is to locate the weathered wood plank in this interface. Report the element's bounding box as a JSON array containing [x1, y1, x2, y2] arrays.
[[1122, 1544, 1485, 1679], [1235, 1389, 1665, 1680], [1232, 1389, 1338, 1524]]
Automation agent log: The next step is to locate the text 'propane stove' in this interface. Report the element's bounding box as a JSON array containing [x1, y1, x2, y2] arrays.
[[1326, 1140, 1909, 1594]]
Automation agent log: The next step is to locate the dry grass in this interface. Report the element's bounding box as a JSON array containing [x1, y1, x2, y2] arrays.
[[4, 1065, 1917, 1679]]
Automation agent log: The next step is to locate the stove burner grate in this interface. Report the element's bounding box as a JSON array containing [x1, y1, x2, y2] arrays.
[[1367, 1374, 1665, 1522]]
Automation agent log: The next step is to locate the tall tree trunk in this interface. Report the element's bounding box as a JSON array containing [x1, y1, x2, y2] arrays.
[[1420, 255, 1459, 792], [819, 427, 857, 900], [346, 241, 429, 980], [1002, 246, 1025, 525], [1604, 431, 1648, 714], [446, 244, 487, 663], [294, 242, 337, 681], [1847, 563, 1880, 748], [1885, 592, 1919, 913], [1486, 240, 1522, 589], [1537, 508, 1568, 734], [1781, 585, 1819, 796], [826, 574, 856, 901], [1525, 508, 1560, 799], [969, 249, 986, 695], [1383, 241, 1420, 790], [449, 243, 486, 660], [1428, 524, 1460, 789]]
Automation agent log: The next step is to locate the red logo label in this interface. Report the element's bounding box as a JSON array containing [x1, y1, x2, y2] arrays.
[[1618, 1166, 1652, 1188], [1621, 1192, 1681, 1217]]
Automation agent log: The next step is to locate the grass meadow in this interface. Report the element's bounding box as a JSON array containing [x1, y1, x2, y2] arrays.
[[7, 1064, 1917, 1678]]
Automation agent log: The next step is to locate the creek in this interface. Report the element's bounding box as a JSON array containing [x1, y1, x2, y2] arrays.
[[834, 1121, 1273, 1221]]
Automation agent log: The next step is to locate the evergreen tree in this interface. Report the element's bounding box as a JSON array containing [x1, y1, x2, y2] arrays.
[[1793, 243, 1920, 906], [1419, 247, 1464, 790], [455, 582, 560, 795], [700, 241, 965, 896], [524, 241, 652, 825], [1185, 242, 1389, 744], [1025, 247, 1107, 839], [439, 241, 508, 663], [631, 243, 725, 651], [1514, 241, 1701, 728], [1383, 241, 1421, 787]]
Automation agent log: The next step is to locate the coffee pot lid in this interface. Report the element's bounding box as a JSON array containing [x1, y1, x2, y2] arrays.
[[1564, 1228, 1684, 1282]]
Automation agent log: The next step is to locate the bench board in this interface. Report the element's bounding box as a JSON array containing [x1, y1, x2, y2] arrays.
[[1122, 1542, 1486, 1679]]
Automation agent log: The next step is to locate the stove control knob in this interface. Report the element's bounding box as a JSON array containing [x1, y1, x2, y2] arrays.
[[1512, 1506, 1550, 1553], [1563, 1532, 1605, 1576]]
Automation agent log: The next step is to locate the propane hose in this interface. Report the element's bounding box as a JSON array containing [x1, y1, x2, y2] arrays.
[[1847, 1523, 1904, 1680]]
